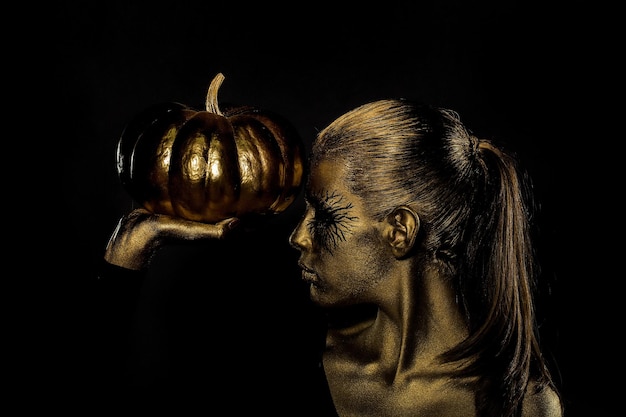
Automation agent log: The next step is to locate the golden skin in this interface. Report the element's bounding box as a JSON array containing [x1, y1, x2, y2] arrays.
[[289, 158, 561, 417], [104, 142, 562, 417], [104, 208, 238, 271], [289, 158, 475, 416]]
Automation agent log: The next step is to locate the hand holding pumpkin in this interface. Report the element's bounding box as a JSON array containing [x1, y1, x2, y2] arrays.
[[116, 73, 305, 223], [104, 208, 240, 271]]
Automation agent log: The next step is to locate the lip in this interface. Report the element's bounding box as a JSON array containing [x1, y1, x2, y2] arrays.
[[298, 262, 319, 284]]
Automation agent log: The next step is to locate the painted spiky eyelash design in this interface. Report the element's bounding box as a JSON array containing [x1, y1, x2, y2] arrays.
[[307, 190, 358, 252]]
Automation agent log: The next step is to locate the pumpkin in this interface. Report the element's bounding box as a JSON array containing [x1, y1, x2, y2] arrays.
[[116, 73, 305, 223]]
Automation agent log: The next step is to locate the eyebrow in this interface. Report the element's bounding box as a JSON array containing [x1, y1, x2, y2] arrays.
[[305, 188, 337, 207], [309, 189, 356, 219], [304, 186, 325, 205]]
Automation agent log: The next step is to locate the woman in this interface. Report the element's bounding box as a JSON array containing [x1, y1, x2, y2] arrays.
[[103, 99, 563, 417]]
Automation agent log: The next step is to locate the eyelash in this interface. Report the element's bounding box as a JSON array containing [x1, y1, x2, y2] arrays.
[[307, 190, 358, 252]]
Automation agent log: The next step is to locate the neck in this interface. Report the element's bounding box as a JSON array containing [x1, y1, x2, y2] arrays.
[[322, 263, 476, 417], [323, 263, 468, 383]]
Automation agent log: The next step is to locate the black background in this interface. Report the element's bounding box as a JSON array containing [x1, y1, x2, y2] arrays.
[[19, 0, 620, 415]]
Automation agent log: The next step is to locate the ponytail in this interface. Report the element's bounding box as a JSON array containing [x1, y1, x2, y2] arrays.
[[444, 139, 548, 417]]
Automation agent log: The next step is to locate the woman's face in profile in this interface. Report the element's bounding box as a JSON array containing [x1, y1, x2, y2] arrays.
[[290, 157, 394, 308]]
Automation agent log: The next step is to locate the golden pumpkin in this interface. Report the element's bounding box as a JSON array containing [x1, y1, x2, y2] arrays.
[[116, 73, 305, 223]]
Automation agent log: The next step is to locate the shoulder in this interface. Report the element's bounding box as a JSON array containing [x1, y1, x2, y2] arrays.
[[522, 382, 563, 417]]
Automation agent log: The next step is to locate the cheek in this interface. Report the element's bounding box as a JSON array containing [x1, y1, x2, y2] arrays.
[[320, 227, 392, 297], [353, 231, 393, 284]]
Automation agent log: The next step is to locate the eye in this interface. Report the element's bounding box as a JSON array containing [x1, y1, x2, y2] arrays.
[[307, 190, 358, 252]]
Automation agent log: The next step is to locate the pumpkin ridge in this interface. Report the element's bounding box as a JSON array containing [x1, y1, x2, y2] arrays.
[[169, 112, 240, 222], [231, 120, 283, 215], [242, 111, 305, 212], [128, 106, 195, 216]]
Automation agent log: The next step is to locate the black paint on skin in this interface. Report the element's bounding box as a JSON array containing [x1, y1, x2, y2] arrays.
[[307, 189, 358, 254]]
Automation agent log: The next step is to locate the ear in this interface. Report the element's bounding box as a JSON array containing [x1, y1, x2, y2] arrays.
[[385, 206, 420, 259]]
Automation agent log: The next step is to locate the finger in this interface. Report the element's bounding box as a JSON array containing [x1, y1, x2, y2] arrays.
[[159, 216, 240, 241]]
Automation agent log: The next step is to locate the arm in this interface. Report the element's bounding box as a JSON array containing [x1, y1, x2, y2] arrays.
[[93, 208, 241, 397], [97, 207, 240, 331], [104, 208, 240, 271]]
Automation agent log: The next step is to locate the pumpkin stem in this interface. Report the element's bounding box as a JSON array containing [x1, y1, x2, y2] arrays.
[[206, 73, 225, 115]]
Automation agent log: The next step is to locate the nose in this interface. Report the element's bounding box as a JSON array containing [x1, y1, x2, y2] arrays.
[[289, 215, 312, 251]]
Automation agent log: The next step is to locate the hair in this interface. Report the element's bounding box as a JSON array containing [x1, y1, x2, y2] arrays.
[[312, 99, 561, 417]]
